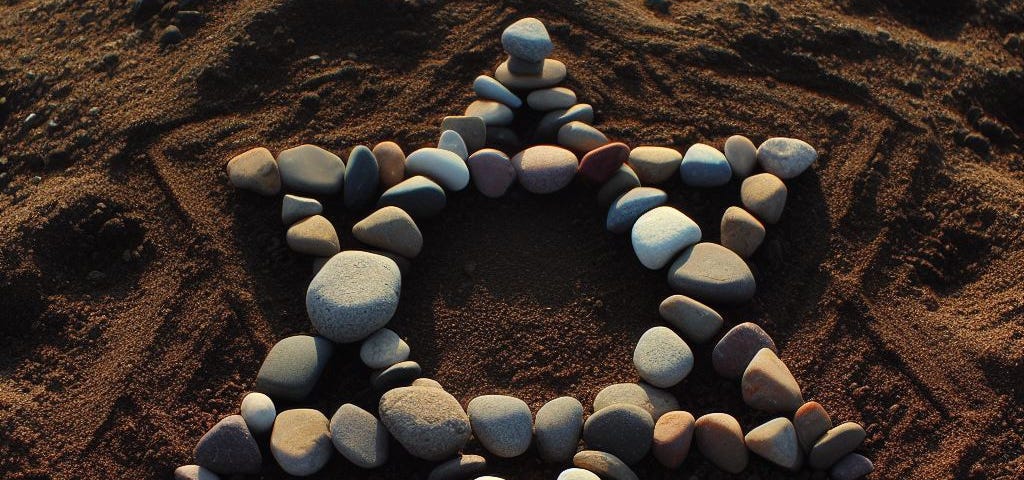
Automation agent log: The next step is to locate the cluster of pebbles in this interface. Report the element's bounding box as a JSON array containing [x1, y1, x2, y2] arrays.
[[181, 18, 873, 480]]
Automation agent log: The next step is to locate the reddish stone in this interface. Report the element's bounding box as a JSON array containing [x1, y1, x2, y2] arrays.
[[578, 142, 629, 183]]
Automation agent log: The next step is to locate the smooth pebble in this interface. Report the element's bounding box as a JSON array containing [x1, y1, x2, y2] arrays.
[[579, 142, 629, 184], [744, 417, 802, 470], [370, 360, 422, 391], [605, 187, 667, 234], [373, 141, 406, 189], [757, 137, 817, 179], [467, 395, 533, 458], [720, 206, 765, 258], [359, 328, 410, 369], [666, 242, 755, 303], [352, 206, 423, 258], [511, 145, 578, 194], [441, 116, 487, 152], [631, 206, 701, 270], [694, 413, 748, 474], [240, 392, 276, 435], [501, 17, 553, 62], [427, 454, 487, 480], [741, 348, 805, 413], [712, 322, 777, 379], [830, 453, 874, 480], [724, 135, 757, 178], [306, 251, 401, 343], [652, 410, 695, 469], [255, 335, 333, 401], [378, 175, 446, 218], [741, 173, 788, 224], [226, 147, 280, 195], [473, 75, 522, 108], [286, 215, 340, 257], [572, 450, 639, 480], [438, 130, 469, 161], [344, 145, 379, 209], [808, 422, 866, 470], [406, 148, 471, 191], [582, 404, 654, 464], [495, 58, 566, 90], [468, 149, 516, 198], [330, 403, 389, 468], [281, 194, 322, 225], [277, 144, 345, 195], [679, 143, 731, 187], [534, 396, 584, 463], [528, 87, 577, 111], [597, 165, 640, 206], [627, 146, 681, 185], [465, 100, 514, 127], [379, 386, 472, 461], [658, 294, 723, 343], [794, 401, 833, 452], [270, 409, 332, 476], [193, 415, 261, 475], [633, 326, 694, 388], [558, 121, 609, 153]]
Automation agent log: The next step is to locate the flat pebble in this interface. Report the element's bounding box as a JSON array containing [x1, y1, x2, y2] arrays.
[[465, 100, 514, 127], [270, 409, 332, 476], [534, 396, 584, 462], [605, 187, 667, 234], [528, 87, 577, 111], [255, 335, 333, 401], [741, 173, 787, 224], [744, 417, 802, 470], [306, 251, 401, 343], [473, 75, 522, 108], [652, 410, 694, 469], [720, 206, 765, 258], [579, 142, 629, 183], [378, 176, 447, 218], [558, 121, 609, 153], [501, 17, 553, 62], [633, 326, 693, 388], [359, 328, 410, 369], [557, 468, 600, 480], [438, 130, 469, 161], [287, 215, 340, 256], [193, 415, 261, 475], [572, 450, 639, 480], [582, 404, 653, 464], [679, 143, 731, 187], [278, 144, 345, 195], [694, 413, 748, 474], [379, 386, 472, 461], [757, 137, 817, 179], [468, 149, 516, 198], [406, 148, 471, 191], [666, 242, 755, 303], [808, 422, 866, 469], [227, 147, 280, 195], [537, 104, 594, 139], [330, 403, 389, 468], [240, 392, 276, 435], [742, 348, 804, 413], [344, 145, 380, 209], [174, 465, 219, 480], [441, 116, 487, 152], [593, 383, 678, 421], [427, 454, 488, 480], [658, 294, 723, 343], [352, 206, 423, 258], [631, 206, 701, 269], [373, 141, 406, 189], [830, 453, 874, 480], [712, 322, 777, 379], [511, 145, 578, 194], [724, 135, 757, 177], [281, 194, 322, 225], [627, 146, 682, 185], [467, 395, 533, 457], [794, 401, 832, 452], [495, 58, 566, 90], [597, 165, 641, 206], [371, 360, 422, 391]]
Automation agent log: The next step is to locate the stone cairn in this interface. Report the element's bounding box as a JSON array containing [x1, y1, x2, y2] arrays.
[[179, 17, 874, 480]]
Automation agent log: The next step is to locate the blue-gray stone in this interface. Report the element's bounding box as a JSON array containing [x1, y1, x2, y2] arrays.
[[344, 145, 379, 209], [606, 187, 667, 234], [667, 242, 755, 303], [194, 415, 262, 475], [377, 176, 447, 218], [255, 335, 334, 401], [679, 143, 732, 187], [307, 252, 401, 343], [501, 17, 553, 63], [438, 130, 468, 161], [582, 404, 654, 465], [757, 137, 817, 179], [473, 75, 523, 108], [371, 360, 422, 391]]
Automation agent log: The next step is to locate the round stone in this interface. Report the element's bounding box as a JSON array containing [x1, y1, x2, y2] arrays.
[[572, 450, 639, 480], [193, 415, 262, 475], [371, 360, 422, 391], [537, 104, 595, 139], [528, 87, 577, 111], [329, 403, 389, 468], [255, 335, 334, 401], [465, 100, 514, 127], [373, 141, 406, 189], [652, 410, 695, 469], [534, 396, 584, 463], [344, 145, 380, 209], [270, 409, 332, 476], [741, 173, 788, 224], [579, 142, 629, 183], [757, 137, 817, 179], [724, 135, 757, 178], [679, 143, 731, 187], [666, 242, 755, 303], [379, 386, 472, 461], [597, 165, 641, 206], [438, 130, 469, 161], [406, 148, 470, 191], [557, 468, 600, 480], [745, 417, 802, 470], [830, 453, 874, 480], [427, 454, 488, 480], [306, 251, 401, 343], [633, 326, 693, 388], [226, 147, 280, 195], [658, 294, 723, 343], [720, 206, 766, 258], [240, 392, 276, 435], [359, 328, 410, 369], [627, 146, 681, 185], [352, 206, 423, 258], [808, 422, 866, 469], [281, 194, 322, 226], [173, 465, 219, 480], [712, 322, 777, 379], [606, 187, 667, 234], [794, 401, 833, 452], [495, 58, 566, 90], [558, 121, 609, 153], [741, 348, 804, 413], [511, 145, 578, 194], [467, 395, 533, 458], [441, 116, 487, 152], [631, 206, 701, 270], [694, 413, 748, 474], [582, 404, 654, 465], [286, 215, 340, 257], [593, 383, 679, 421], [468, 148, 516, 198], [277, 144, 345, 195], [501, 17, 553, 62], [378, 175, 447, 218], [473, 75, 522, 108]]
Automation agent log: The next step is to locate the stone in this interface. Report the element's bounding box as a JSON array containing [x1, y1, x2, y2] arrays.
[[371, 360, 422, 391], [467, 395, 533, 458], [741, 173, 788, 224], [441, 116, 487, 152], [741, 348, 804, 413], [652, 411, 694, 469], [712, 322, 777, 379], [745, 417, 802, 470], [352, 206, 423, 258], [507, 55, 544, 75], [582, 404, 654, 464], [757, 137, 817, 179], [465, 100, 514, 127], [720, 206, 765, 258], [406, 148, 471, 191], [631, 206, 701, 270], [173, 465, 219, 480], [627, 146, 682, 185], [557, 468, 600, 480], [379, 386, 472, 461], [794, 401, 832, 452], [593, 383, 678, 421], [281, 194, 322, 225], [633, 326, 693, 388], [511, 146, 578, 194], [667, 243, 755, 303], [473, 75, 522, 108], [830, 453, 874, 480], [694, 413, 748, 474], [160, 25, 183, 44], [329, 403, 389, 468], [344, 145, 380, 209], [277, 144, 345, 195], [226, 147, 280, 195], [572, 450, 639, 480], [537, 104, 595, 139], [378, 176, 447, 218], [193, 415, 262, 475], [412, 378, 444, 389], [579, 142, 629, 183], [606, 187, 667, 234], [369, 250, 412, 277], [240, 392, 276, 435], [427, 454, 488, 480], [528, 87, 577, 111], [438, 130, 469, 161], [534, 396, 583, 463], [808, 422, 866, 470], [468, 149, 516, 198], [359, 328, 410, 369], [638, 383, 681, 421], [658, 295, 723, 343], [679, 143, 731, 187], [373, 141, 406, 189], [270, 409, 332, 476], [558, 121, 609, 153], [724, 135, 757, 178], [501, 17, 553, 62], [486, 127, 521, 152], [495, 58, 567, 90], [286, 215, 340, 256], [255, 335, 334, 401], [597, 165, 641, 206], [306, 251, 401, 343]]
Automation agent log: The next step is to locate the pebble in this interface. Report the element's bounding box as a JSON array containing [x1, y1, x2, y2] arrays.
[[255, 335, 334, 401], [572, 450, 639, 480], [511, 145, 578, 194], [441, 116, 487, 152], [724, 135, 757, 178], [160, 25, 183, 44], [486, 127, 521, 152], [378, 175, 447, 218], [173, 465, 219, 480], [757, 137, 817, 179], [373, 141, 406, 189], [652, 411, 694, 469], [582, 404, 654, 464], [507, 55, 544, 75], [270, 409, 332, 476], [558, 121, 609, 153], [438, 130, 469, 161], [501, 17, 553, 62], [666, 242, 755, 303], [427, 454, 488, 480], [465, 100, 514, 127], [528, 87, 577, 111], [281, 194, 322, 225], [605, 187, 667, 234], [627, 146, 682, 185], [379, 386, 472, 461], [557, 468, 600, 480], [412, 377, 444, 389], [353, 206, 423, 258], [226, 147, 280, 195], [794, 401, 832, 452], [467, 395, 533, 457], [679, 143, 731, 187], [744, 417, 802, 470], [534, 396, 584, 462], [277, 144, 345, 195], [371, 360, 422, 391], [720, 206, 765, 258], [329, 403, 389, 468], [306, 251, 401, 343], [593, 383, 679, 421], [694, 413, 748, 474], [631, 206, 701, 269], [808, 422, 866, 469], [344, 145, 380, 209], [658, 294, 723, 343], [537, 104, 594, 139], [830, 453, 874, 480], [597, 165, 641, 206], [240, 392, 276, 435], [579, 142, 629, 183], [286, 215, 340, 256], [473, 75, 522, 108], [741, 348, 804, 413], [495, 59, 567, 92], [359, 328, 410, 369], [193, 415, 262, 475], [741, 173, 787, 224], [468, 149, 517, 198], [406, 148, 471, 191], [633, 326, 693, 388], [712, 322, 777, 379]]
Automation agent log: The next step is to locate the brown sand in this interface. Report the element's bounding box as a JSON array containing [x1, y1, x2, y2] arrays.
[[1, 0, 1023, 478]]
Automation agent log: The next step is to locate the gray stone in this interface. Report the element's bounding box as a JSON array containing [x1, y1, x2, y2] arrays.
[[511, 145, 578, 194], [658, 294, 722, 343], [593, 383, 679, 421], [582, 404, 653, 464], [537, 104, 595, 139], [724, 135, 757, 178], [666, 243, 755, 303], [359, 328, 410, 369], [808, 422, 866, 470], [830, 453, 874, 480], [306, 251, 401, 343], [378, 175, 447, 218], [495, 59, 567, 90], [255, 335, 334, 401], [379, 386, 472, 461], [427, 454, 488, 480], [344, 145, 380, 209], [441, 116, 487, 152], [226, 147, 280, 195], [534, 396, 583, 463], [465, 100, 514, 127], [757, 137, 817, 179], [694, 413, 748, 474], [558, 121, 609, 153], [194, 415, 262, 475], [741, 348, 804, 413], [557, 469, 600, 480], [330, 403, 389, 468], [438, 130, 469, 161], [277, 144, 345, 195], [174, 465, 219, 480], [281, 194, 322, 225], [606, 187, 667, 234], [745, 417, 802, 470], [639, 383, 681, 421], [572, 450, 639, 480], [679, 143, 731, 187], [527, 87, 576, 111], [501, 17, 553, 62], [712, 322, 777, 379], [631, 206, 701, 269], [627, 146, 681, 185], [794, 401, 832, 452], [720, 206, 765, 258], [370, 360, 422, 391], [473, 75, 522, 108], [741, 173, 787, 224], [270, 409, 332, 476], [406, 148, 470, 191], [286, 215, 340, 257], [240, 392, 276, 435], [597, 165, 641, 206], [633, 326, 693, 388], [467, 395, 533, 458], [468, 149, 516, 198], [352, 206, 423, 258]]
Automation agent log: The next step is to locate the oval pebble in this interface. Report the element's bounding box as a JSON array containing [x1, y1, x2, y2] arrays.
[[741, 173, 788, 224], [579, 142, 629, 183], [558, 121, 609, 153], [724, 135, 757, 178], [535, 396, 584, 463], [794, 401, 832, 452], [379, 386, 472, 461], [193, 415, 262, 475], [606, 187, 667, 234], [557, 468, 600, 480], [744, 417, 802, 470], [593, 383, 679, 421], [720, 206, 766, 258], [373, 141, 406, 189], [329, 403, 389, 468], [528, 87, 577, 111], [808, 422, 866, 470], [438, 130, 469, 161], [757, 137, 817, 179], [378, 175, 447, 218], [631, 206, 701, 270], [352, 206, 423, 258], [371, 360, 422, 391], [406, 148, 470, 191], [712, 322, 777, 379], [658, 294, 723, 343], [597, 165, 641, 206], [627, 146, 681, 185], [174, 465, 219, 480], [666, 242, 755, 303], [306, 251, 401, 343], [277, 144, 345, 195], [270, 409, 332, 477], [465, 100, 514, 127], [240, 392, 276, 435], [633, 326, 693, 388], [467, 395, 533, 458], [255, 335, 333, 401], [537, 104, 595, 139], [468, 149, 516, 198], [572, 450, 639, 480], [679, 143, 731, 187], [227, 147, 280, 195], [344, 145, 380, 209], [582, 404, 653, 465], [830, 453, 874, 480], [286, 215, 340, 257], [495, 58, 567, 90], [281, 194, 322, 225], [741, 348, 804, 413], [652, 410, 694, 469], [473, 75, 522, 108], [427, 454, 488, 480], [441, 116, 487, 152], [694, 413, 748, 474], [501, 17, 553, 62], [511, 145, 578, 194], [359, 328, 410, 369]]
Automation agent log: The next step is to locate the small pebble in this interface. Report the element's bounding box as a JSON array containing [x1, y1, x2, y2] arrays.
[[353, 206, 423, 258], [579, 142, 629, 183], [281, 194, 322, 225], [193, 415, 262, 475], [724, 135, 757, 178], [473, 75, 522, 108], [307, 251, 401, 343], [468, 149, 517, 198], [330, 403, 389, 468], [605, 187, 667, 234], [557, 468, 600, 480], [537, 104, 594, 139], [507, 55, 545, 75], [582, 404, 654, 464], [633, 326, 693, 388], [572, 450, 639, 480], [741, 348, 804, 413], [666, 243, 755, 303], [359, 328, 410, 369], [255, 335, 334, 401], [794, 401, 832, 452], [597, 165, 641, 206], [371, 360, 422, 391], [226, 147, 280, 196], [270, 409, 332, 476], [277, 144, 345, 195], [534, 396, 584, 463], [658, 294, 722, 343], [501, 17, 554, 62], [173, 465, 219, 480], [830, 453, 874, 480], [441, 116, 487, 152], [240, 392, 276, 435], [344, 145, 380, 209], [511, 145, 578, 194], [757, 137, 817, 179], [160, 25, 183, 44], [373, 141, 406, 189], [379, 386, 472, 461], [427, 454, 487, 480], [438, 130, 469, 161], [694, 413, 748, 474], [652, 411, 695, 469], [286, 215, 340, 256], [712, 322, 777, 379], [558, 121, 609, 153], [528, 87, 577, 111], [808, 422, 866, 469], [406, 148, 471, 191], [495, 58, 566, 90], [467, 395, 533, 457], [741, 173, 787, 224], [720, 206, 765, 258], [627, 146, 682, 184], [378, 175, 447, 218], [744, 417, 802, 470], [631, 206, 701, 269], [593, 383, 679, 421], [679, 143, 731, 187], [412, 378, 444, 389], [465, 100, 514, 127]]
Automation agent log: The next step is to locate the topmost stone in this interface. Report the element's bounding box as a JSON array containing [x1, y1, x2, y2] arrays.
[[501, 18, 553, 63]]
